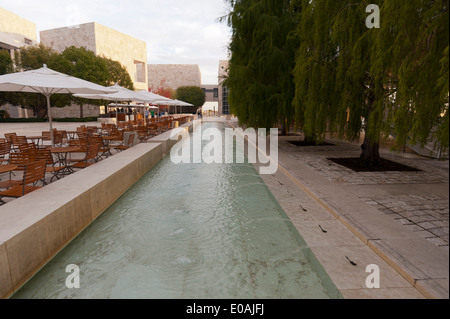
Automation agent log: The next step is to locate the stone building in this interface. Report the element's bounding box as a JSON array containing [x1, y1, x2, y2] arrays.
[[218, 60, 230, 115], [40, 22, 148, 91], [0, 6, 38, 118], [0, 6, 37, 59], [148, 64, 201, 91]]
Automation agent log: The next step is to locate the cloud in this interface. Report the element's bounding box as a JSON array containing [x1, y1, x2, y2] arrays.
[[0, 0, 231, 84]]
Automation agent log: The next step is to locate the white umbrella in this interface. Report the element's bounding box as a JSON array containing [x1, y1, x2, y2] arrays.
[[0, 65, 117, 146], [171, 99, 194, 114], [153, 99, 193, 114], [136, 91, 175, 117], [136, 90, 173, 105], [74, 84, 149, 123]]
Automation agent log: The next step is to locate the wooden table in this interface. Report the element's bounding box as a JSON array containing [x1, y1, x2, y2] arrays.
[[0, 164, 18, 175], [51, 147, 82, 176]]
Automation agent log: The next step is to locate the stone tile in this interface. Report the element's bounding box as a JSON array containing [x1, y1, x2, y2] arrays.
[[428, 227, 449, 237], [426, 237, 448, 247], [417, 222, 440, 230], [310, 246, 414, 291], [341, 287, 426, 299], [291, 220, 364, 248], [404, 224, 426, 232]]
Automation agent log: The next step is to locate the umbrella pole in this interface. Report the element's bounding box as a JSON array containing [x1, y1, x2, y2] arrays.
[[46, 94, 55, 147], [116, 102, 118, 125]]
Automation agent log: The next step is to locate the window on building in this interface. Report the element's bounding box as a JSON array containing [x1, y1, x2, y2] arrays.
[[134, 61, 146, 83], [24, 38, 33, 46], [214, 88, 219, 98], [222, 86, 230, 115]]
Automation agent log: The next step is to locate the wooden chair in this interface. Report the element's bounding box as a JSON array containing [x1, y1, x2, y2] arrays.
[[69, 144, 99, 170], [136, 126, 153, 143], [0, 140, 10, 164], [0, 160, 47, 204], [41, 130, 63, 147], [18, 142, 39, 154], [88, 136, 111, 160], [0, 152, 36, 189], [115, 133, 137, 153], [4, 133, 16, 150], [10, 136, 29, 152], [33, 148, 66, 183]]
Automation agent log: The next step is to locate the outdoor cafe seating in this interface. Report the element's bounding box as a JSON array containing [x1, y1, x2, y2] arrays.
[[0, 115, 193, 205]]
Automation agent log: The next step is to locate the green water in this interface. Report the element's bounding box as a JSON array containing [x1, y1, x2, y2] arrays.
[[12, 122, 341, 299]]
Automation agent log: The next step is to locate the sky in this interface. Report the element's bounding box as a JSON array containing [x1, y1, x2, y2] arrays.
[[0, 0, 232, 84]]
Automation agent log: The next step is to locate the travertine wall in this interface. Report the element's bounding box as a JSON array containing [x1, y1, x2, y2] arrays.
[[51, 103, 100, 119], [0, 104, 34, 119], [0, 103, 100, 119], [94, 23, 148, 91], [40, 22, 148, 91], [40, 23, 97, 53], [0, 7, 37, 42], [148, 64, 202, 90]]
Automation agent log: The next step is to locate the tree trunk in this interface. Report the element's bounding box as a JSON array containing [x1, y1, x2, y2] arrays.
[[280, 118, 288, 136], [359, 135, 381, 167], [359, 83, 381, 167], [304, 135, 317, 145], [36, 107, 47, 120], [80, 104, 84, 119]]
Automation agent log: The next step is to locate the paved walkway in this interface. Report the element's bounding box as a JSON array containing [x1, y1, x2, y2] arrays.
[[221, 117, 449, 299]]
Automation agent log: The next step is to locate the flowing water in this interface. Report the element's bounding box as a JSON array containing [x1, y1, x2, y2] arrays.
[[12, 122, 341, 299]]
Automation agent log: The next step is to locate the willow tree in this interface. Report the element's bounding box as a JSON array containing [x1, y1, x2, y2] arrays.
[[292, 0, 341, 144], [331, 1, 389, 166], [377, 0, 449, 154], [222, 0, 297, 132], [293, 0, 448, 166]]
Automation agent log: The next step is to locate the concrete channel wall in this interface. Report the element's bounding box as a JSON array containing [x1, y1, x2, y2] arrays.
[[0, 120, 197, 299]]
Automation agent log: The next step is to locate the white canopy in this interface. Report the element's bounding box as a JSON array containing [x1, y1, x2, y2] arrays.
[[0, 65, 117, 146], [74, 83, 149, 102], [136, 90, 173, 105], [74, 84, 151, 122], [0, 65, 117, 95], [153, 99, 193, 114]]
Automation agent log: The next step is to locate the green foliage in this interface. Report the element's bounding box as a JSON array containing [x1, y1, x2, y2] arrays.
[[0, 110, 10, 119], [54, 117, 99, 123], [0, 118, 46, 123], [0, 50, 13, 75], [292, 0, 341, 143], [379, 0, 449, 151], [103, 56, 135, 90], [223, 0, 297, 130], [14, 43, 58, 71], [176, 86, 206, 107], [291, 0, 449, 157]]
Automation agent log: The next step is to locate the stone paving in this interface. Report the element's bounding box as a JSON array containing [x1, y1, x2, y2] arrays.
[[283, 142, 449, 185], [278, 136, 450, 251], [361, 194, 449, 247]]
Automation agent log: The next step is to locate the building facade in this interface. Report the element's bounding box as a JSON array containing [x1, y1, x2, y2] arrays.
[[201, 84, 219, 103], [40, 22, 148, 91], [148, 64, 201, 91], [0, 6, 37, 59], [218, 60, 230, 115]]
